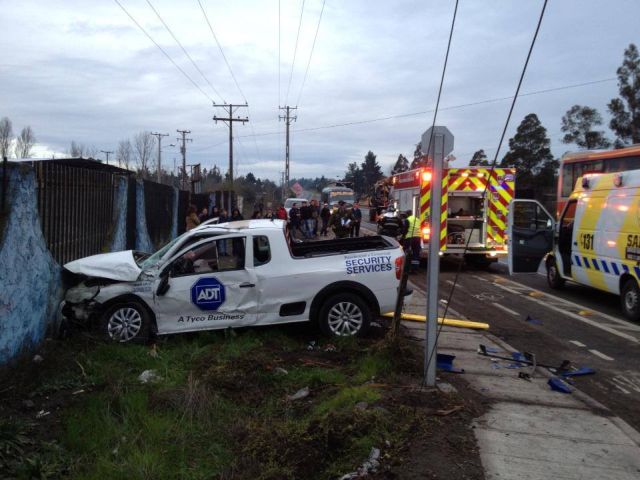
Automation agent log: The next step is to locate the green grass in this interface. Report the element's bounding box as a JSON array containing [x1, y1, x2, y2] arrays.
[[4, 327, 424, 479]]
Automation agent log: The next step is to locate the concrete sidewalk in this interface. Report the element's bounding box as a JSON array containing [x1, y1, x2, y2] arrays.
[[403, 283, 640, 480]]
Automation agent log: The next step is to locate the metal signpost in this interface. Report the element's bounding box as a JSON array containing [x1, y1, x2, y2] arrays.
[[422, 126, 453, 386]]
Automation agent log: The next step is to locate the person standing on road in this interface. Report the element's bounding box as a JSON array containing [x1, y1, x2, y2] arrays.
[[320, 202, 331, 236], [186, 205, 200, 231], [310, 199, 320, 236], [351, 202, 362, 237], [276, 204, 288, 220], [329, 201, 354, 239], [198, 207, 209, 223], [219, 208, 230, 223], [403, 209, 422, 273], [289, 202, 302, 238], [300, 200, 313, 239], [231, 208, 244, 221]]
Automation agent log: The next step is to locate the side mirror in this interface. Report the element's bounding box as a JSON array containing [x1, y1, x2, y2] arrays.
[[156, 275, 170, 296]]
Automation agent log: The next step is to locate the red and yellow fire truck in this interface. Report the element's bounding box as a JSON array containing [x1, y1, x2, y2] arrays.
[[389, 166, 516, 266]]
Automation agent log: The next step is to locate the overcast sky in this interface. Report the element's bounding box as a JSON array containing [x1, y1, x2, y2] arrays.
[[1, 0, 638, 181]]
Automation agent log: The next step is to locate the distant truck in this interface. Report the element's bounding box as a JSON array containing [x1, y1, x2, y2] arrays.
[[61, 220, 408, 341], [509, 169, 640, 321], [321, 184, 355, 208], [389, 166, 516, 267]]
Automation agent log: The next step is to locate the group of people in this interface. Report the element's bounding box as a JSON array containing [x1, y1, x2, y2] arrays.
[[185, 200, 365, 241], [286, 200, 363, 240], [185, 205, 244, 231]]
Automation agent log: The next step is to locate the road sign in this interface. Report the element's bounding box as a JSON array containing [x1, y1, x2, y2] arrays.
[[421, 126, 454, 159]]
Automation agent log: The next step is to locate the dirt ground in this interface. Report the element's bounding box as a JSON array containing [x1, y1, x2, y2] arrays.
[[0, 323, 487, 479]]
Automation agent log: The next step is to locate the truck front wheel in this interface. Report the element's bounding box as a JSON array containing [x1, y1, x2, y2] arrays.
[[621, 278, 640, 321], [546, 258, 565, 289], [319, 293, 371, 337]]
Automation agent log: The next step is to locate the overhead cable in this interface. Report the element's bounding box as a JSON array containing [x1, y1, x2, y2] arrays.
[[197, 0, 247, 103], [146, 0, 225, 103], [113, 0, 214, 103], [295, 0, 326, 108], [284, 0, 306, 105]]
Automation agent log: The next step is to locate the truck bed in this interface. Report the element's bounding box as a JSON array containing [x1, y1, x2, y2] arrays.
[[290, 235, 395, 258]]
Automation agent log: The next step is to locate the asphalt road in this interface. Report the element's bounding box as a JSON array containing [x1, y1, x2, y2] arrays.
[[361, 208, 640, 432]]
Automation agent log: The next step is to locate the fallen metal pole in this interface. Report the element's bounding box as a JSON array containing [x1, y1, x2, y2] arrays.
[[382, 312, 489, 330]]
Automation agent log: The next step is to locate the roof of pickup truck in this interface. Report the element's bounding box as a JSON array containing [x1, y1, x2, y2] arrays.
[[193, 218, 285, 233]]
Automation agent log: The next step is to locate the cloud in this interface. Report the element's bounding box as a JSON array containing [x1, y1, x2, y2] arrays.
[[0, 0, 637, 182]]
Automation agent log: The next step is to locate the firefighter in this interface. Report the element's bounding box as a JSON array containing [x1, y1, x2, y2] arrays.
[[403, 209, 422, 273]]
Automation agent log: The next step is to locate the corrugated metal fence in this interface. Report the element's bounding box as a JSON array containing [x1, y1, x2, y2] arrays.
[[35, 161, 118, 265]]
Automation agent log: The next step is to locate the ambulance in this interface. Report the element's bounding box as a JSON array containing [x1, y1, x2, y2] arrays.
[[508, 170, 640, 321], [389, 166, 516, 267]]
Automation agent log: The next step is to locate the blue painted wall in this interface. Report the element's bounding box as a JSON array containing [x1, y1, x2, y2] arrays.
[[0, 165, 62, 364], [135, 180, 153, 253], [110, 176, 128, 252]]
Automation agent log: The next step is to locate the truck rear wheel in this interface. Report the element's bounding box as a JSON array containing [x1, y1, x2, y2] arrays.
[[546, 258, 565, 289], [318, 293, 371, 337], [621, 278, 640, 321]]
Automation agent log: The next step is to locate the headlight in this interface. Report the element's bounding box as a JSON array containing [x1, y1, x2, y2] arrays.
[[65, 283, 100, 304]]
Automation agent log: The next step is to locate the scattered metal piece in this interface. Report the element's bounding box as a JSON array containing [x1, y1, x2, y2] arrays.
[[437, 353, 464, 373], [548, 377, 572, 394]]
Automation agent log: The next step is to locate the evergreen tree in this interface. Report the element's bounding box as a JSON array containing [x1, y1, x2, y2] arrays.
[[608, 43, 640, 147], [501, 113, 558, 191], [561, 105, 610, 149], [410, 142, 423, 169], [391, 154, 409, 174], [361, 151, 384, 193], [469, 149, 489, 166], [344, 162, 365, 196]]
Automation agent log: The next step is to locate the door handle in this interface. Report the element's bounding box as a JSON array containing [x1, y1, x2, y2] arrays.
[[573, 242, 577, 246], [240, 282, 255, 288]]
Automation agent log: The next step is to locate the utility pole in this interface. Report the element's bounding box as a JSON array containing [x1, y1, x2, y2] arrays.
[[100, 150, 113, 165], [213, 104, 249, 203], [150, 132, 169, 183], [176, 129, 192, 191], [280, 171, 285, 202], [279, 106, 297, 195]]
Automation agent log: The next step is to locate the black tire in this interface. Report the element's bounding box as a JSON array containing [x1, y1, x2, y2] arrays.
[[318, 293, 371, 337], [464, 255, 493, 270], [621, 278, 640, 322], [101, 300, 151, 343], [546, 258, 565, 289]]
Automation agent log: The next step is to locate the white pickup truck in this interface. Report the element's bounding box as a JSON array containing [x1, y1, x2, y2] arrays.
[[61, 219, 407, 341]]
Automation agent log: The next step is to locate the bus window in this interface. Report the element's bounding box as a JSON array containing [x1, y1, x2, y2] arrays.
[[621, 156, 640, 171], [562, 163, 574, 197]]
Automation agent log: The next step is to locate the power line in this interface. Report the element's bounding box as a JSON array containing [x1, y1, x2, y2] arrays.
[[197, 0, 247, 102], [145, 0, 225, 103], [113, 0, 214, 103], [285, 0, 306, 106], [295, 0, 326, 108], [237, 77, 617, 139]]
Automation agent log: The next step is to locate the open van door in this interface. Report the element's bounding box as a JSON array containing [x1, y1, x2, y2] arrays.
[[507, 200, 555, 275]]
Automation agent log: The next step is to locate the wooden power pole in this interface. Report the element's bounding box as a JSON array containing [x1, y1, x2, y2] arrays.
[[213, 103, 248, 194]]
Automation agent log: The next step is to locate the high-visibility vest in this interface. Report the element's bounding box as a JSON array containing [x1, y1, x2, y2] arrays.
[[405, 215, 421, 238]]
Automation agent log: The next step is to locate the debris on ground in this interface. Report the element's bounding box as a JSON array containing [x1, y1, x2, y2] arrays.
[[32, 354, 44, 363], [437, 382, 458, 394], [525, 315, 543, 325], [437, 353, 464, 373], [138, 369, 162, 384], [287, 386, 310, 401], [148, 344, 159, 358], [548, 377, 572, 394], [274, 367, 289, 375], [339, 447, 381, 479], [561, 367, 596, 377]]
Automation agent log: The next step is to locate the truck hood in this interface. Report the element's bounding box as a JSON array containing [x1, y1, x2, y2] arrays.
[[64, 251, 142, 282]]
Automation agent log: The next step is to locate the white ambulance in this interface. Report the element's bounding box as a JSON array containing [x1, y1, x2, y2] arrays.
[[508, 170, 640, 321]]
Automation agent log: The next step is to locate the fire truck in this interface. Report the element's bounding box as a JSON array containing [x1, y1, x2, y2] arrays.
[[389, 166, 516, 266]]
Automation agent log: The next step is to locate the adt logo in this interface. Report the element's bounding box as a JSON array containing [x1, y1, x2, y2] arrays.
[[191, 277, 226, 311]]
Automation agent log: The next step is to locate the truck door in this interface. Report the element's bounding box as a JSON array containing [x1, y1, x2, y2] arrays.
[[507, 200, 555, 274], [557, 199, 577, 276], [154, 236, 258, 333]]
